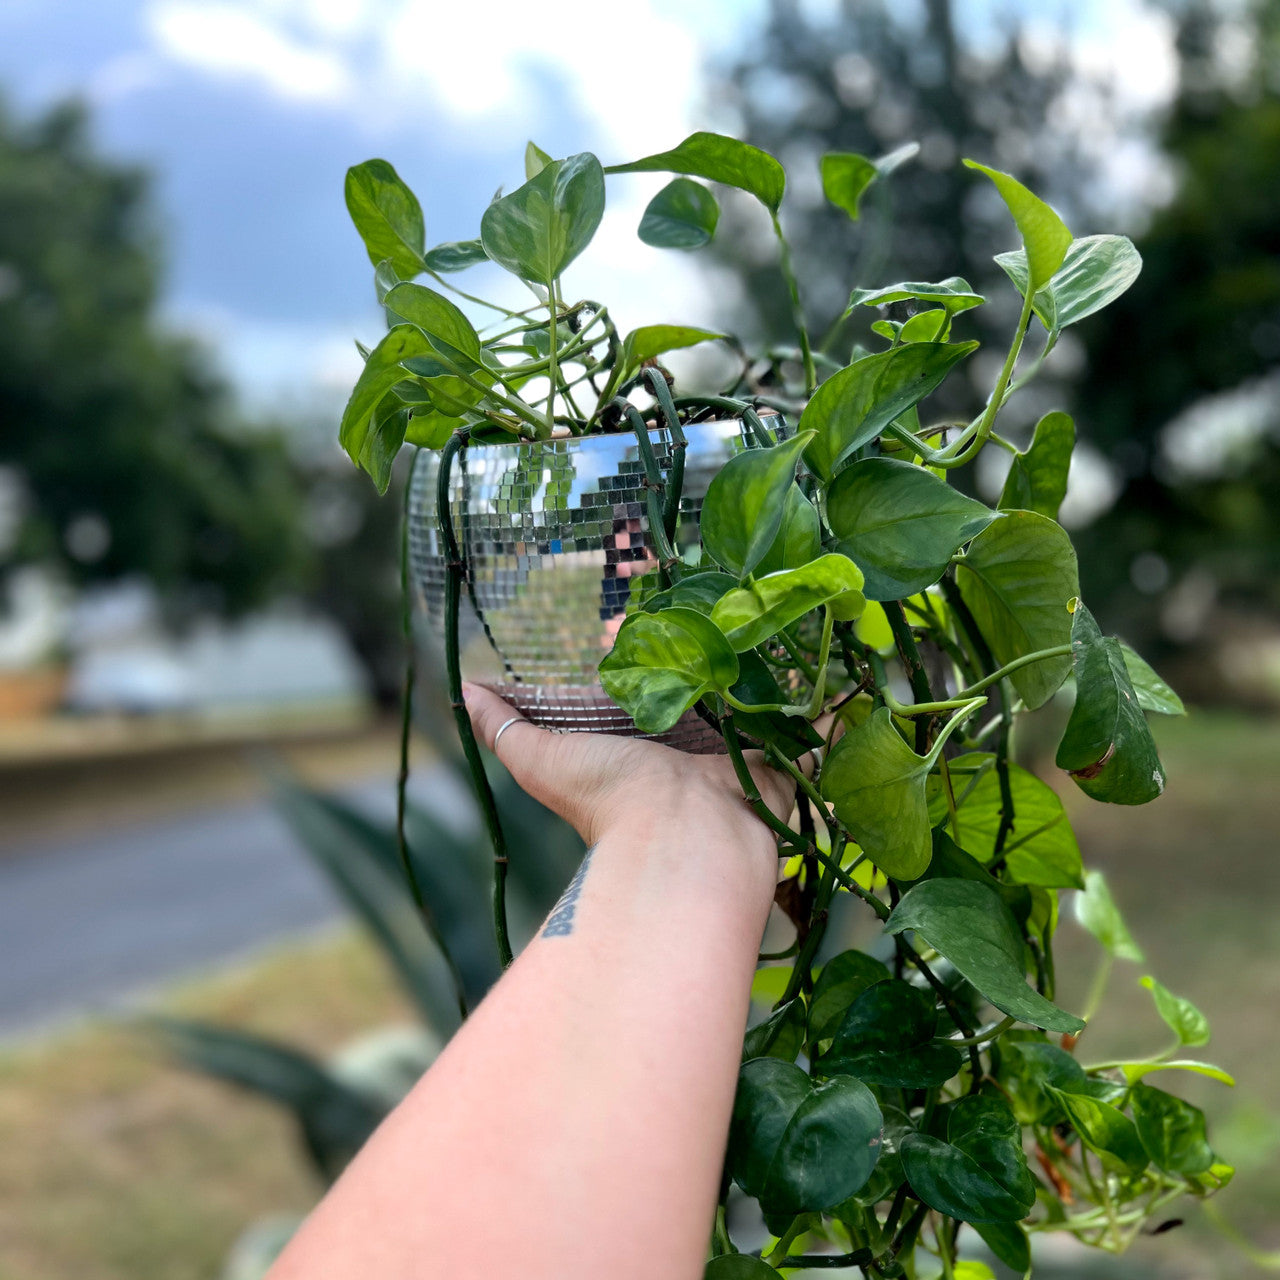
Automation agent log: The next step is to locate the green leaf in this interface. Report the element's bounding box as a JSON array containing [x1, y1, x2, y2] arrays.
[[640, 570, 736, 616], [820, 707, 933, 879], [1074, 869, 1144, 962], [1118, 1060, 1235, 1087], [926, 752, 1084, 889], [1130, 1083, 1215, 1175], [755, 484, 821, 576], [899, 309, 948, 343], [845, 277, 985, 317], [599, 606, 738, 734], [701, 432, 814, 578], [902, 828, 1033, 925], [339, 325, 435, 484], [807, 950, 891, 1049], [711, 555, 864, 652], [359, 391, 409, 494], [344, 159, 425, 279], [818, 978, 963, 1088], [899, 1095, 1037, 1223], [603, 324, 726, 400], [827, 457, 997, 601], [607, 132, 785, 212], [1120, 643, 1186, 715], [1056, 602, 1165, 805], [638, 178, 720, 249], [730, 652, 824, 760], [729, 1057, 883, 1214], [998, 411, 1075, 520], [955, 1264, 997, 1280], [152, 1017, 384, 1184], [956, 510, 1079, 709], [800, 342, 978, 482], [381, 282, 482, 361], [820, 143, 917, 222], [524, 140, 552, 180], [423, 239, 488, 273], [705, 1256, 778, 1280], [1048, 1086, 1149, 1173], [886, 879, 1085, 1033], [994, 234, 1142, 331], [480, 152, 605, 284], [405, 407, 460, 450], [1141, 975, 1210, 1047], [743, 997, 807, 1063], [1000, 1039, 1087, 1124], [963, 159, 1071, 292], [972, 1220, 1030, 1276]]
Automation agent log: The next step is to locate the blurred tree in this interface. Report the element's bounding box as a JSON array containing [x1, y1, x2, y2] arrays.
[[0, 98, 310, 619], [714, 0, 1105, 416], [1074, 0, 1280, 648]]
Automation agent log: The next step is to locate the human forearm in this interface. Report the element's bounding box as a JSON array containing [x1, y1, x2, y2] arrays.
[[273, 787, 778, 1280]]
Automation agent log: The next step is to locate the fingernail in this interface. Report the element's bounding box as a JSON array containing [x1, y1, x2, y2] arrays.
[[461, 681, 476, 704]]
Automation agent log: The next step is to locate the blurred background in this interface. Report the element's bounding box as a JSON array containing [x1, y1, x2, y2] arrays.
[[1, 0, 1277, 1276]]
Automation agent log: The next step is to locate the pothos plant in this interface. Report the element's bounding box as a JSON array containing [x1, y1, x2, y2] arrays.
[[339, 133, 1236, 1277]]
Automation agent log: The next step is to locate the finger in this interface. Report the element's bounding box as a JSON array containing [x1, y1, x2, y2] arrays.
[[460, 683, 545, 782]]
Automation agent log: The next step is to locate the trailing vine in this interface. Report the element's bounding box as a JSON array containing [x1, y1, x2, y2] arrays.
[[339, 133, 1236, 1275]]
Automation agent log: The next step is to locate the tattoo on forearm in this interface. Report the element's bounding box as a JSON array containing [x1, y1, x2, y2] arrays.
[[541, 845, 595, 938]]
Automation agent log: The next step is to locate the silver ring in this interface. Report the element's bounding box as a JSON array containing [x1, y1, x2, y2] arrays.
[[492, 716, 524, 752], [808, 745, 825, 771]]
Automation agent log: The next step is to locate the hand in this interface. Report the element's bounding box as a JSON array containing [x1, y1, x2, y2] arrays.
[[462, 682, 798, 848]]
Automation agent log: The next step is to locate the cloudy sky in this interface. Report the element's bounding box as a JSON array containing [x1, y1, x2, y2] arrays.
[[0, 0, 1177, 418]]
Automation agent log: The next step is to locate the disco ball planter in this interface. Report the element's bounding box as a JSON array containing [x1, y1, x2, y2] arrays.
[[407, 417, 770, 750]]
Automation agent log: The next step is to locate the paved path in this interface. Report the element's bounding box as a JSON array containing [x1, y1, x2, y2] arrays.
[[0, 771, 463, 1039]]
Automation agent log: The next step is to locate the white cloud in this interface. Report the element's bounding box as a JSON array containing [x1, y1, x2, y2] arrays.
[[146, 2, 354, 104]]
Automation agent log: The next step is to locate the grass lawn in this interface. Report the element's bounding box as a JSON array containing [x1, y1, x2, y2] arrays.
[[0, 928, 412, 1280], [0, 711, 1276, 1279]]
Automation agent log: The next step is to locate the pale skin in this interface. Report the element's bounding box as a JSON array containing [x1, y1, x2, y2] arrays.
[[269, 681, 798, 1280]]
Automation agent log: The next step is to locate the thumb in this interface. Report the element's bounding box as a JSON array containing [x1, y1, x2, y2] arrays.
[[461, 683, 544, 783]]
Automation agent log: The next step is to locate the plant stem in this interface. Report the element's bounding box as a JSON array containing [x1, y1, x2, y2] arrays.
[[438, 431, 514, 968], [765, 1216, 808, 1267], [883, 600, 934, 752], [770, 210, 816, 395], [880, 643, 1070, 717], [397, 451, 469, 1022]]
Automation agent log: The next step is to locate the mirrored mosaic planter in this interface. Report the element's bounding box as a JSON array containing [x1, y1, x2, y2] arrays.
[[408, 418, 765, 750]]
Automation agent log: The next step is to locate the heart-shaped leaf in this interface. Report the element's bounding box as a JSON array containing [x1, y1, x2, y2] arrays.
[[729, 1057, 883, 1214], [638, 177, 720, 249], [1000, 1039, 1088, 1125], [1130, 1083, 1214, 1175], [972, 1220, 1031, 1276], [711, 555, 864, 652], [900, 828, 1033, 924], [828, 457, 997, 600], [480, 152, 605, 284], [956, 510, 1078, 709], [640, 570, 736, 616], [601, 324, 726, 401], [339, 324, 436, 483], [799, 342, 978, 482], [1074, 869, 1144, 962], [998, 411, 1075, 520], [820, 707, 934, 879], [755, 484, 821, 576], [994, 234, 1142, 331], [820, 142, 917, 222], [818, 978, 963, 1088], [382, 282, 483, 361], [899, 1094, 1037, 1223], [926, 752, 1083, 889], [607, 132, 785, 212], [886, 878, 1085, 1033], [1120, 643, 1186, 715], [807, 950, 891, 1049], [1048, 1086, 1149, 1173], [1141, 975, 1210, 1047], [963, 160, 1071, 293], [845, 277, 985, 317], [1056, 602, 1165, 805], [345, 159, 425, 279], [524, 140, 552, 180], [423, 239, 488, 273], [701, 432, 814, 578], [599, 606, 738, 734]]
